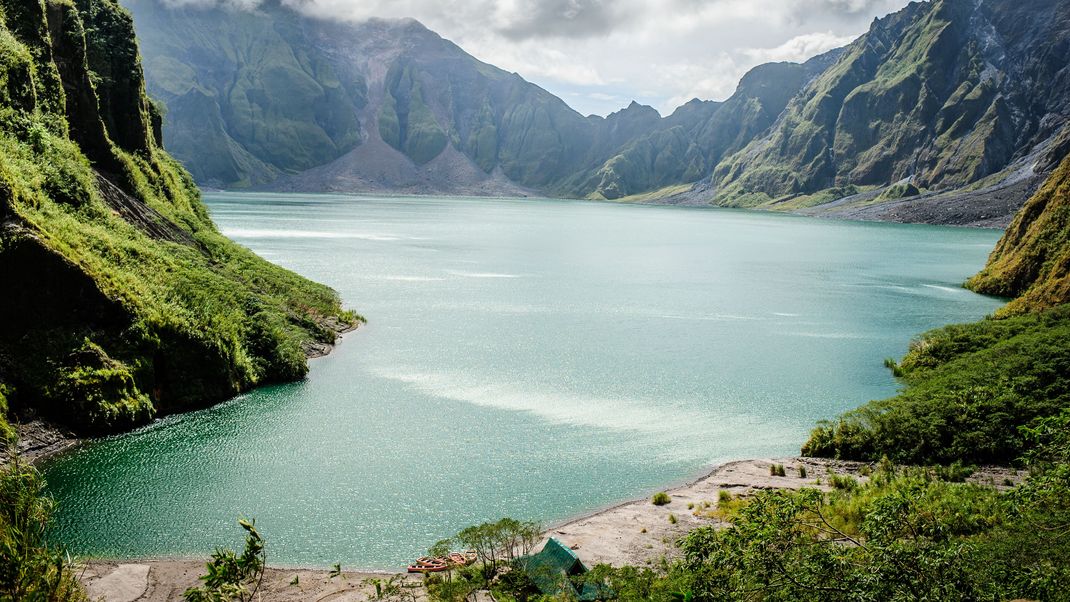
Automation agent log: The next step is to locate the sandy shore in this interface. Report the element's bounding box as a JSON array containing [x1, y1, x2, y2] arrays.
[[79, 560, 429, 602], [78, 457, 1021, 600], [546, 456, 870, 567]]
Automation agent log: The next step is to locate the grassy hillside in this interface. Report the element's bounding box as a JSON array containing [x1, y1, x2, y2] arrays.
[[803, 149, 1070, 465], [968, 151, 1070, 314], [0, 0, 358, 435]]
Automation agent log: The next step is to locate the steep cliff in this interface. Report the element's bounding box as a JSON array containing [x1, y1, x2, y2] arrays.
[[707, 0, 1070, 215], [968, 142, 1070, 313], [0, 0, 357, 435]]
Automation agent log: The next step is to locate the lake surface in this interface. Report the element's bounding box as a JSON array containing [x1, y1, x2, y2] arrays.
[[43, 194, 1005, 568]]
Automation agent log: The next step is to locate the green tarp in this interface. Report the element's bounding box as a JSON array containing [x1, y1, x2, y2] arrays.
[[520, 538, 608, 601]]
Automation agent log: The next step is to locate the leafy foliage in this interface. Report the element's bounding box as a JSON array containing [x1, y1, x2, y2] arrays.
[[452, 517, 541, 579], [0, 443, 87, 601], [0, 0, 358, 434], [802, 304, 1070, 464], [183, 519, 265, 602], [585, 452, 1068, 601]]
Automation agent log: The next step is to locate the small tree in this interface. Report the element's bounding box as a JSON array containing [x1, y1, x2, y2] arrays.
[[455, 518, 541, 579], [183, 519, 266, 602]]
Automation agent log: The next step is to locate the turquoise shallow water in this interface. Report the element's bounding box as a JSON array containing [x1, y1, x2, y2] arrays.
[[43, 194, 1005, 568]]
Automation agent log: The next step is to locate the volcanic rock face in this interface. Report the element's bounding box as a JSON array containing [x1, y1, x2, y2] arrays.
[[706, 0, 1070, 208], [124, 0, 833, 199]]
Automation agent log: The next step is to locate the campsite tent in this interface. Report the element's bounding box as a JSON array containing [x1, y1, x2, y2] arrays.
[[520, 538, 607, 600]]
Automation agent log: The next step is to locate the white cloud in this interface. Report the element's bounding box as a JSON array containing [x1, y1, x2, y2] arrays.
[[744, 31, 859, 64]]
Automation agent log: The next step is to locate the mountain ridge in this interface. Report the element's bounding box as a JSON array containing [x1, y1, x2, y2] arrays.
[[127, 0, 1070, 226], [125, 0, 841, 201]]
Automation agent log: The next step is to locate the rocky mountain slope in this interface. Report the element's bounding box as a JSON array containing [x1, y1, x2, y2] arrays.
[[128, 0, 1070, 226], [695, 0, 1070, 226], [0, 0, 357, 436], [968, 135, 1070, 313], [124, 0, 836, 200]]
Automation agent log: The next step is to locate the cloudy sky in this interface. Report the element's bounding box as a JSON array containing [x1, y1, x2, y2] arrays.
[[170, 0, 917, 116]]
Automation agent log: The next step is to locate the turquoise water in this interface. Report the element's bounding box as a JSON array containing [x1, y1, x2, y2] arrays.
[[43, 194, 1005, 568]]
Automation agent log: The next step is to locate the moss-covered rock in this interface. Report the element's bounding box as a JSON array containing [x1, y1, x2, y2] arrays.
[[968, 150, 1070, 314], [0, 0, 358, 435]]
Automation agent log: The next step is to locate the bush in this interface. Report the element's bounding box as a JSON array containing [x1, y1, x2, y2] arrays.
[[829, 474, 857, 490], [183, 519, 265, 602], [935, 461, 976, 483], [0, 449, 87, 601], [802, 305, 1070, 465], [652, 492, 671, 506]]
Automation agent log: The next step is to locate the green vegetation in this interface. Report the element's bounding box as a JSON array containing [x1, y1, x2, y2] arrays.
[[183, 519, 265, 602], [765, 185, 862, 211], [0, 0, 357, 434], [452, 518, 541, 580], [968, 151, 1070, 314], [0, 437, 86, 601], [573, 427, 1070, 601], [651, 492, 671, 506], [827, 473, 857, 490], [769, 464, 786, 477], [875, 181, 921, 202], [802, 303, 1070, 464]]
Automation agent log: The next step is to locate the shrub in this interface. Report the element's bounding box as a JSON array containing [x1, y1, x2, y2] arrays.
[[770, 464, 786, 477], [935, 461, 976, 483], [0, 449, 87, 601], [668, 514, 677, 525], [829, 474, 858, 490], [652, 492, 671, 506], [183, 519, 265, 602]]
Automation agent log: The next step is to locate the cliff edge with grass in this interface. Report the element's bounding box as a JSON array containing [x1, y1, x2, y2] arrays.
[[0, 0, 359, 438], [804, 147, 1070, 465]]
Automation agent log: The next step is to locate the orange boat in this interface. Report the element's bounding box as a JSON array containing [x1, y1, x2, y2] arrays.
[[407, 557, 449, 573], [447, 553, 468, 566]]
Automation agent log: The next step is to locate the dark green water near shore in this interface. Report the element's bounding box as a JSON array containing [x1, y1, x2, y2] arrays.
[[43, 194, 1005, 568]]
